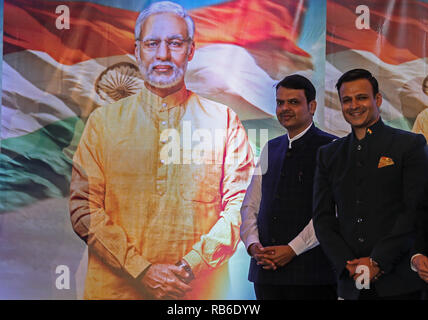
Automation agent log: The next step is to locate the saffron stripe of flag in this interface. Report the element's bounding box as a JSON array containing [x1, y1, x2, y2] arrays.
[[326, 0, 428, 65], [4, 0, 312, 77], [3, 0, 313, 141]]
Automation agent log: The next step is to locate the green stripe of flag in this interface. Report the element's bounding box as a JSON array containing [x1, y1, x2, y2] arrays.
[[0, 117, 84, 212]]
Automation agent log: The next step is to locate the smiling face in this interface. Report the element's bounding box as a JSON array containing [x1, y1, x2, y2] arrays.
[[276, 86, 316, 138], [339, 78, 382, 133], [135, 12, 195, 97]]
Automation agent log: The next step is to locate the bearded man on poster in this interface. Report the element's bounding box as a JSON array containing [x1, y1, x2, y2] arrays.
[[70, 1, 253, 300]]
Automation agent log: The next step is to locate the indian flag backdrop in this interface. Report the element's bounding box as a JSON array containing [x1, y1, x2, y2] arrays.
[[324, 0, 428, 137], [2, 0, 313, 212], [1, 0, 321, 299]]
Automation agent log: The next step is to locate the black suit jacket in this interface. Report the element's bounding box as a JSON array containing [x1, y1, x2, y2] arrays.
[[313, 119, 428, 299]]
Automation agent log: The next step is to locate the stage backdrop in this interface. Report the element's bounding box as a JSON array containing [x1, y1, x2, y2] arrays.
[[0, 0, 427, 299]]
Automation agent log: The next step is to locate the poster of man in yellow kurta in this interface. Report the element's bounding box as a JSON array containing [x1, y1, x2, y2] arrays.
[[69, 1, 254, 299]]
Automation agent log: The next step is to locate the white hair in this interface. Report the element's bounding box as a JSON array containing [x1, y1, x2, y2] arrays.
[[134, 1, 195, 41]]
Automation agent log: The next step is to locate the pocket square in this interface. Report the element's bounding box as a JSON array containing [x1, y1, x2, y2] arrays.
[[378, 156, 394, 168]]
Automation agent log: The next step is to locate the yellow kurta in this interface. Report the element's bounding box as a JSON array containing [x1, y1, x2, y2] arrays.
[[69, 86, 254, 299], [412, 108, 428, 143]]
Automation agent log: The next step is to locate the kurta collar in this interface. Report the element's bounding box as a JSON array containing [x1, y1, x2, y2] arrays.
[[139, 84, 191, 112], [351, 117, 385, 144], [289, 122, 315, 149]]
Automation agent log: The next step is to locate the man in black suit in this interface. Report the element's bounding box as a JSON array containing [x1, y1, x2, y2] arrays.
[[313, 68, 428, 300], [240, 75, 337, 300]]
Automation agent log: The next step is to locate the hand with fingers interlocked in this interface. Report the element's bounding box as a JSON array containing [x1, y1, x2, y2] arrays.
[[139, 263, 192, 299]]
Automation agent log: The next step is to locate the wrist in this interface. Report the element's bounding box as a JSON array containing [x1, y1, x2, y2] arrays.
[[412, 254, 423, 264], [369, 258, 379, 268], [287, 239, 303, 256], [248, 242, 259, 256], [370, 258, 384, 280], [137, 263, 152, 282], [411, 254, 423, 270], [287, 245, 297, 257]]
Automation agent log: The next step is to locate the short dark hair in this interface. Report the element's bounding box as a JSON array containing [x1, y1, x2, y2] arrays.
[[335, 68, 379, 98], [276, 74, 316, 104]]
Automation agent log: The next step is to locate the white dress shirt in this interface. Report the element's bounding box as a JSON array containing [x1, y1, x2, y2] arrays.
[[240, 122, 319, 255]]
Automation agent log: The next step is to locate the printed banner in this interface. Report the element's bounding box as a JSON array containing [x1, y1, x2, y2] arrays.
[[1, 0, 427, 300], [325, 0, 428, 137]]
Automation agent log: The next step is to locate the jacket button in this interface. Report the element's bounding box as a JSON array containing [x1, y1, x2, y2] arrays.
[[357, 145, 362, 151], [358, 237, 365, 243], [357, 218, 363, 223]]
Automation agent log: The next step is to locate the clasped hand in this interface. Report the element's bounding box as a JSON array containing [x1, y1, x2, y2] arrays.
[[249, 243, 296, 270], [139, 263, 192, 299], [412, 255, 428, 283], [345, 257, 381, 282]]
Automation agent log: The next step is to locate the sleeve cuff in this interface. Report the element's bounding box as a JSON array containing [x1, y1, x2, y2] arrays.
[[410, 254, 423, 272], [183, 249, 209, 278], [288, 236, 307, 256], [245, 235, 260, 251], [369, 253, 391, 274], [124, 254, 152, 279]]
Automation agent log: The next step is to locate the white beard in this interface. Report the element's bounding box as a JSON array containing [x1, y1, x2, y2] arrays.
[[138, 60, 186, 89]]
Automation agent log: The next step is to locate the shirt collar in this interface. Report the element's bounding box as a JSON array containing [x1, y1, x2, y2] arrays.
[[351, 117, 384, 144], [139, 84, 191, 112], [366, 117, 384, 135], [288, 122, 314, 149]]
